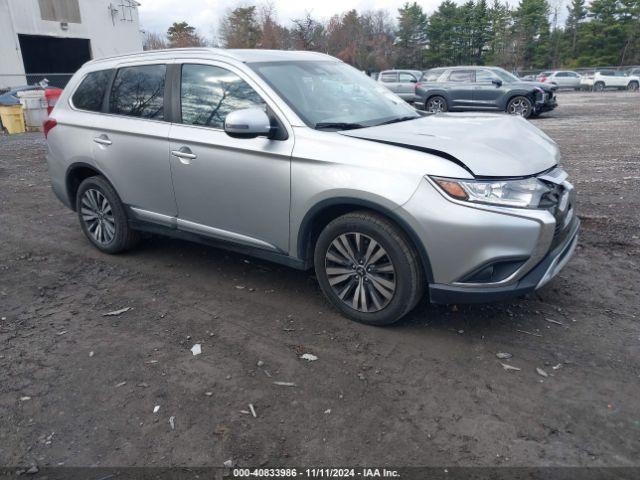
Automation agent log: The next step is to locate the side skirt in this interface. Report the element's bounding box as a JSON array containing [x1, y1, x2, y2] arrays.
[[127, 217, 308, 271]]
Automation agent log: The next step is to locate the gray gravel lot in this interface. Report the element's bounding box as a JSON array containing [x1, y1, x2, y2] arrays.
[[1, 91, 639, 470]]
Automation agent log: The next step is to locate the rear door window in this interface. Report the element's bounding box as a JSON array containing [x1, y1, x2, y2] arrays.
[[421, 69, 444, 82], [448, 70, 474, 82], [180, 64, 266, 129], [379, 72, 397, 83], [72, 69, 113, 112], [109, 64, 166, 120]]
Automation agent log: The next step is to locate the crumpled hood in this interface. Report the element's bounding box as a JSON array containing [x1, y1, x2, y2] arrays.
[[339, 112, 560, 178]]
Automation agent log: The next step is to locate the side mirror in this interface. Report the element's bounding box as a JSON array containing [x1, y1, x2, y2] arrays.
[[492, 78, 503, 87], [410, 77, 418, 83], [224, 108, 272, 139]]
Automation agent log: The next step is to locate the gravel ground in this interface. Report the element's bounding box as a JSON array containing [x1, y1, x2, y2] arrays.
[[1, 91, 639, 471]]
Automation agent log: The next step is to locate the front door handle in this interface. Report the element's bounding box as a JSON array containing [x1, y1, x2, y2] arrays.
[[93, 134, 112, 146], [171, 147, 197, 165]]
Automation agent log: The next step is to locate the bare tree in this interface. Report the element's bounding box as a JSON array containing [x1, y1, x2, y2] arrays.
[[143, 31, 168, 51]]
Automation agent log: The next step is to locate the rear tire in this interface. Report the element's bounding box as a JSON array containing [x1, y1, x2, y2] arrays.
[[594, 82, 605, 92], [76, 176, 139, 254], [314, 211, 423, 325], [425, 95, 448, 113], [506, 96, 533, 118]]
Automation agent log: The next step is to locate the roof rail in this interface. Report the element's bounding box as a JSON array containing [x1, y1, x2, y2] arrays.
[[87, 47, 234, 65]]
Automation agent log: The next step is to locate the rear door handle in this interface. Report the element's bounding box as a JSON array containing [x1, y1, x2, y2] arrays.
[[171, 147, 197, 164], [93, 134, 112, 146]]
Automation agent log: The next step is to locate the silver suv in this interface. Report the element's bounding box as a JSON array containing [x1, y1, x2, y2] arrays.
[[45, 49, 580, 325]]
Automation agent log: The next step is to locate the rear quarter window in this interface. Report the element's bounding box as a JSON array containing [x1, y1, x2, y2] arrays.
[[421, 69, 444, 82], [109, 64, 166, 120], [71, 69, 113, 112]]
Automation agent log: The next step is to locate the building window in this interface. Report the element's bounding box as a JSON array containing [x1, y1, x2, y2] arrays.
[[38, 0, 82, 24]]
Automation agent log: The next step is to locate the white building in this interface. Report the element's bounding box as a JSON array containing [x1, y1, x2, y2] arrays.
[[0, 0, 143, 88]]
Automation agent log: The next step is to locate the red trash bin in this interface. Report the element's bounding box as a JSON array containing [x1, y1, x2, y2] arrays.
[[45, 88, 63, 115]]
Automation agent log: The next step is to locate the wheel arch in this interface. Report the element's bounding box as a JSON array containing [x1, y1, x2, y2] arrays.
[[297, 197, 434, 283], [424, 92, 450, 109], [65, 162, 114, 211]]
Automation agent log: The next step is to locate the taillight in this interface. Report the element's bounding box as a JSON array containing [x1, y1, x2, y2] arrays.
[[43, 118, 57, 139], [415, 82, 422, 89], [540, 76, 547, 82]]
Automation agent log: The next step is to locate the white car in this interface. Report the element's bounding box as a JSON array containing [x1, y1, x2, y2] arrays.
[[580, 70, 640, 91]]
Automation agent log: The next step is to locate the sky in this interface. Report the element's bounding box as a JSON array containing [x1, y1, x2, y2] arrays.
[[137, 0, 449, 39]]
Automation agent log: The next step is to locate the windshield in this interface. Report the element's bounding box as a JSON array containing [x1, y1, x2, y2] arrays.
[[249, 60, 419, 130], [492, 68, 520, 83]]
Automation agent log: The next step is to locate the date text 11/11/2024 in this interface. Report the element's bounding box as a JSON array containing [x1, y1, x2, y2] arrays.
[[232, 468, 401, 478]]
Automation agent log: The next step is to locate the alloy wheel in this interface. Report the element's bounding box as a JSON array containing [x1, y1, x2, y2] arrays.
[[324, 232, 396, 313], [80, 188, 116, 246], [508, 98, 530, 116], [427, 98, 446, 113]]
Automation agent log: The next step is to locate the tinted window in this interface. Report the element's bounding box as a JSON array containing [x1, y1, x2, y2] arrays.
[[72, 69, 112, 112], [475, 70, 495, 83], [379, 72, 397, 83], [421, 69, 444, 82], [109, 64, 165, 119], [398, 72, 417, 83], [556, 72, 568, 77], [448, 70, 474, 82], [181, 64, 266, 129]]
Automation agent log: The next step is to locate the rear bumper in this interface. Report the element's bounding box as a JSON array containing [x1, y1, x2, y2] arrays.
[[429, 217, 580, 304]]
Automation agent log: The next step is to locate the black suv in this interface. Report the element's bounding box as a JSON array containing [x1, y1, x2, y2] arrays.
[[415, 66, 557, 118]]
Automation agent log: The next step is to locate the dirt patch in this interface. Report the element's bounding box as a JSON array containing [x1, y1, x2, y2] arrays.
[[1, 91, 639, 469]]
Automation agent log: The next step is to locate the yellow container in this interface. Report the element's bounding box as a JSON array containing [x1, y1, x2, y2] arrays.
[[0, 105, 26, 134]]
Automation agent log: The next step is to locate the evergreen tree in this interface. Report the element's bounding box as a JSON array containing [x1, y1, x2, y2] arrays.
[[396, 2, 428, 68], [219, 7, 261, 48]]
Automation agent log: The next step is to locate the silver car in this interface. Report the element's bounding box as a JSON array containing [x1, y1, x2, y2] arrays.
[[45, 49, 579, 325], [378, 69, 422, 102], [539, 70, 582, 90]]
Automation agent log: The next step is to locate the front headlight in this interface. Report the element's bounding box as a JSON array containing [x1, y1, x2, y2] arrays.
[[430, 176, 551, 208]]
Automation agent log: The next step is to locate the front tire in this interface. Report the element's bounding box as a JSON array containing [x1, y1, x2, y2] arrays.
[[506, 96, 533, 118], [627, 81, 639, 92], [425, 95, 448, 113], [76, 176, 139, 254], [314, 211, 423, 325]]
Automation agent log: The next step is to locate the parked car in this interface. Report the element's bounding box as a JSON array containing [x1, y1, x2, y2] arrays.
[[581, 70, 640, 91], [415, 66, 557, 118], [538, 70, 582, 90], [45, 49, 579, 325], [627, 67, 640, 77], [377, 69, 423, 102]]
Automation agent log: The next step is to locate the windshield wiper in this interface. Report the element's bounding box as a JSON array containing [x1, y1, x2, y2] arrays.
[[315, 122, 366, 131], [376, 115, 421, 126]]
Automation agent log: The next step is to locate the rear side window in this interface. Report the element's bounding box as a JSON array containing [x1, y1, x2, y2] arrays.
[[421, 69, 444, 82], [109, 64, 166, 120], [180, 64, 266, 129], [379, 72, 397, 83], [72, 69, 113, 112], [448, 70, 474, 82]]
